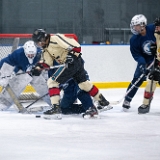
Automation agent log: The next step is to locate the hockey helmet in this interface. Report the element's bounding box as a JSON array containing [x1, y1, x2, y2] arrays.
[[130, 14, 147, 35], [32, 29, 47, 43], [23, 40, 37, 64], [154, 17, 160, 26]]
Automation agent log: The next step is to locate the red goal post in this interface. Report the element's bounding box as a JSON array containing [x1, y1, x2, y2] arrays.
[[0, 33, 78, 59], [0, 33, 78, 39]]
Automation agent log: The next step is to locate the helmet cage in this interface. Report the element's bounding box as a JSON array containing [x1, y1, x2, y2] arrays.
[[130, 14, 147, 35], [23, 40, 37, 64]]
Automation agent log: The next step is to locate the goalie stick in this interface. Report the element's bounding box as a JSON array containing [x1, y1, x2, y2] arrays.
[[5, 85, 27, 113], [109, 60, 155, 105], [0, 64, 66, 79]]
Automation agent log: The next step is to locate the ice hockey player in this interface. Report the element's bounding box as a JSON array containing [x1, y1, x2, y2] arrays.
[[122, 14, 156, 111], [138, 17, 160, 114], [32, 29, 110, 119], [0, 40, 50, 112]]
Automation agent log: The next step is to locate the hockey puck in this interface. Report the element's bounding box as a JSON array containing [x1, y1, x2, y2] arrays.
[[35, 115, 41, 118]]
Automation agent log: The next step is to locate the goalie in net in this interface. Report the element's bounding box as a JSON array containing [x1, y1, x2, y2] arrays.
[[0, 40, 51, 112]]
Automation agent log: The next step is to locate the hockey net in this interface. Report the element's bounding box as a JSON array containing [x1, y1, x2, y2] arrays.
[[0, 33, 78, 101]]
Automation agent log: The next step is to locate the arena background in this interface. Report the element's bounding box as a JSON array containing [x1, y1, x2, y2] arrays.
[[0, 0, 160, 44]]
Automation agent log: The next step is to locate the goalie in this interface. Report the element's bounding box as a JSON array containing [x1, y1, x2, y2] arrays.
[[0, 40, 51, 112], [138, 17, 160, 114]]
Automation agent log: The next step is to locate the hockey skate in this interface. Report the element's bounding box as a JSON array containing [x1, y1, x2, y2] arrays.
[[95, 101, 113, 112], [43, 104, 62, 120], [122, 100, 130, 112], [96, 94, 112, 112], [98, 94, 110, 106], [82, 106, 99, 119], [138, 104, 150, 114]]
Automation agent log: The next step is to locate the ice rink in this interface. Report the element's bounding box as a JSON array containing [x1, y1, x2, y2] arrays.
[[0, 88, 160, 160]]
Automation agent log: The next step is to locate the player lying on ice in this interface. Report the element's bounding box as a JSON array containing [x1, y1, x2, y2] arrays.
[[0, 40, 51, 113], [31, 29, 111, 119]]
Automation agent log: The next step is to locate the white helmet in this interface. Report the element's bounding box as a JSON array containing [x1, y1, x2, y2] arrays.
[[23, 40, 37, 64], [130, 14, 147, 35]]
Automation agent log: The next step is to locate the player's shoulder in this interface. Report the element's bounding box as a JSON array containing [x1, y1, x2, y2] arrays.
[[146, 23, 155, 32], [15, 46, 24, 52], [13, 47, 24, 54], [130, 34, 138, 44]]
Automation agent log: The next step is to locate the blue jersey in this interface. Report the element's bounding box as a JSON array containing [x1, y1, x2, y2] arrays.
[[0, 47, 42, 73], [130, 24, 156, 65]]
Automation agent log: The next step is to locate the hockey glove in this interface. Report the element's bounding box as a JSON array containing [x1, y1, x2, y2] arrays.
[[66, 54, 74, 64], [148, 67, 160, 82], [30, 62, 50, 76], [148, 60, 160, 82], [30, 67, 42, 76], [150, 43, 157, 56]]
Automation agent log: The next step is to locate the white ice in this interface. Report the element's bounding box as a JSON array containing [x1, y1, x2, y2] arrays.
[[0, 88, 160, 160]]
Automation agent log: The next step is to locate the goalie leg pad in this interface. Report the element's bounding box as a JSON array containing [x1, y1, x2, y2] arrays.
[[0, 63, 15, 87], [8, 73, 33, 97], [31, 75, 51, 105], [0, 95, 12, 111]]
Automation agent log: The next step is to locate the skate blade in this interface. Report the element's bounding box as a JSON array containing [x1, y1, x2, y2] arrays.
[[122, 108, 130, 112], [83, 114, 99, 119], [43, 114, 62, 120], [138, 107, 150, 114], [138, 111, 149, 114], [99, 105, 113, 112]]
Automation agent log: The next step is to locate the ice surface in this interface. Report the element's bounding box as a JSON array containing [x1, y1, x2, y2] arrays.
[[0, 88, 160, 160]]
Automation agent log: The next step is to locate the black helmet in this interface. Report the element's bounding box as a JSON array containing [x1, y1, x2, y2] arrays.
[[32, 29, 47, 42], [154, 17, 160, 26]]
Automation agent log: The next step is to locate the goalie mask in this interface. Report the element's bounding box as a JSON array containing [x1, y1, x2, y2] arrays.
[[130, 14, 147, 35], [23, 40, 37, 64]]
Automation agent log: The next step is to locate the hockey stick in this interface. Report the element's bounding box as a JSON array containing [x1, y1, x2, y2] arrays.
[[109, 60, 155, 105], [148, 76, 154, 112], [0, 64, 66, 79], [25, 93, 49, 109], [5, 85, 27, 113]]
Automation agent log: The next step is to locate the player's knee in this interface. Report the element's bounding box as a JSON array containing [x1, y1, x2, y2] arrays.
[[78, 80, 92, 92], [47, 77, 59, 88]]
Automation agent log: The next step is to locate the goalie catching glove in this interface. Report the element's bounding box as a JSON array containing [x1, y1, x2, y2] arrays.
[[30, 62, 50, 76]]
